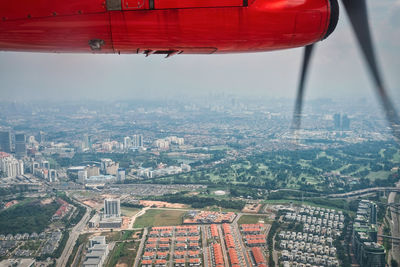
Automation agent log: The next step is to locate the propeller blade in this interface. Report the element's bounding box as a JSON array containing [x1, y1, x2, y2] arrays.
[[292, 44, 315, 131], [341, 0, 400, 140]]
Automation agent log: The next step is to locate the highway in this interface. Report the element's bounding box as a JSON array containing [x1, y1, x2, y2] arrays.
[[270, 186, 400, 198], [388, 180, 400, 263], [56, 201, 92, 267], [328, 187, 400, 198]]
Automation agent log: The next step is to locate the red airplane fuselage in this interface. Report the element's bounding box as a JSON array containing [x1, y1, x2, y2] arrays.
[[0, 0, 338, 54]]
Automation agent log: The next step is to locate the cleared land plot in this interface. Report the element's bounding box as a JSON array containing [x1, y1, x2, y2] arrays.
[[133, 209, 185, 228]]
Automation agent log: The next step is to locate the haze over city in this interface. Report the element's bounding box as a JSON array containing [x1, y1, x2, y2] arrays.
[[1, 1, 400, 267], [1, 0, 400, 102]]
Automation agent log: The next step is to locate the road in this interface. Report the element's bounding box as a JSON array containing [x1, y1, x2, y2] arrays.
[[388, 180, 400, 263], [201, 225, 210, 267], [328, 187, 400, 198], [128, 207, 150, 229], [232, 214, 251, 267], [217, 225, 230, 267], [57, 201, 92, 267], [133, 228, 148, 267]]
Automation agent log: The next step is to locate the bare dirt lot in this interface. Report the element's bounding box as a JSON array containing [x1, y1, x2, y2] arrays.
[[139, 200, 187, 209]]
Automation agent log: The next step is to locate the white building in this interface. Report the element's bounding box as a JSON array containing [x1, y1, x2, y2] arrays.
[[117, 168, 125, 182], [154, 139, 170, 150], [132, 134, 143, 148], [78, 170, 88, 184], [49, 169, 57, 183], [123, 136, 132, 150], [0, 152, 24, 178], [83, 236, 109, 267], [104, 199, 120, 218], [100, 159, 119, 175]]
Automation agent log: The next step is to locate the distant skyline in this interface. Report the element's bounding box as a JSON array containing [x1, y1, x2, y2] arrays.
[[0, 0, 400, 103]]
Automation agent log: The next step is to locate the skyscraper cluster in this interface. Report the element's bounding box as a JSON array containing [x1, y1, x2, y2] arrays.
[[123, 134, 143, 151], [0, 152, 24, 178], [0, 130, 27, 158], [333, 113, 350, 131]]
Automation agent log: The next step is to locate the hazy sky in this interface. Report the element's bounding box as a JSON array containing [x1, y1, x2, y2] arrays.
[[0, 0, 400, 103]]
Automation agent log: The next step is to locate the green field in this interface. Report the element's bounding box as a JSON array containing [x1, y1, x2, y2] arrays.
[[238, 215, 270, 225], [147, 141, 400, 194], [133, 209, 185, 228], [106, 241, 139, 267], [121, 207, 139, 217]]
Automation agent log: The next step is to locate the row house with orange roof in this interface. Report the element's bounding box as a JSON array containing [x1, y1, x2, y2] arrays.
[[211, 243, 224, 267], [251, 247, 268, 267]]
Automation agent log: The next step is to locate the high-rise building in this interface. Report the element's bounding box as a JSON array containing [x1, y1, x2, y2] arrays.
[[49, 169, 57, 183], [82, 134, 91, 150], [123, 136, 132, 151], [352, 200, 385, 267], [342, 115, 350, 130], [132, 134, 143, 148], [37, 131, 46, 144], [117, 168, 126, 182], [333, 113, 351, 131], [31, 162, 40, 173], [0, 152, 24, 178], [104, 199, 120, 218], [333, 113, 341, 130], [0, 130, 12, 153], [15, 133, 27, 158], [100, 158, 119, 175], [41, 160, 50, 169]]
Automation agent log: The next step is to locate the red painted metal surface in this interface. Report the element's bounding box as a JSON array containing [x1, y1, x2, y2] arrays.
[[154, 0, 243, 9], [0, 0, 334, 54]]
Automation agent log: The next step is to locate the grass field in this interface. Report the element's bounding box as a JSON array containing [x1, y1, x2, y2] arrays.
[[366, 171, 390, 181], [121, 207, 139, 217], [238, 215, 269, 225], [106, 241, 138, 267], [133, 209, 185, 228]]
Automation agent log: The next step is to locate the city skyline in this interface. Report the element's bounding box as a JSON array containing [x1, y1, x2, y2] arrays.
[[0, 1, 399, 102]]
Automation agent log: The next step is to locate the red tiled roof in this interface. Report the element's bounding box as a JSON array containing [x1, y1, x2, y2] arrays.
[[188, 250, 200, 256], [213, 243, 224, 266], [228, 248, 240, 265], [251, 247, 266, 264], [247, 239, 266, 245], [211, 224, 219, 238], [225, 234, 235, 248], [189, 258, 201, 263], [143, 252, 156, 256]]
